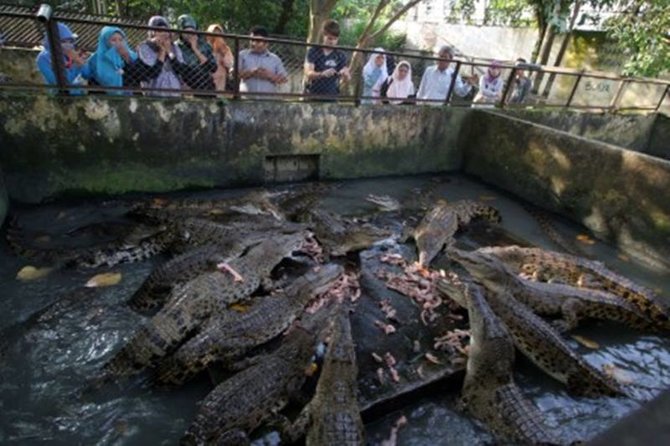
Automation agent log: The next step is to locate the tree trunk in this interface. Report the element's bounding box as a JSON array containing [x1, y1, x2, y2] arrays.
[[542, 0, 581, 98], [530, 23, 546, 64], [307, 0, 339, 44], [532, 24, 556, 93], [274, 0, 296, 35]]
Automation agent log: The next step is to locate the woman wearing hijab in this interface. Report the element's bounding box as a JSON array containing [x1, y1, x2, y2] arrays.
[[84, 26, 138, 95], [361, 48, 388, 104], [128, 15, 186, 97], [175, 14, 216, 91], [381, 60, 415, 105], [36, 22, 87, 94], [473, 60, 504, 106], [206, 24, 234, 91]]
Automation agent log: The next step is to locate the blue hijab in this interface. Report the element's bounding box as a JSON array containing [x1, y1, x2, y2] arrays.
[[88, 26, 137, 91], [36, 22, 83, 86]]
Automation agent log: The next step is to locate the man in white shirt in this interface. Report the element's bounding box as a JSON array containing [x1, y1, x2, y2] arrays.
[[417, 46, 476, 105]]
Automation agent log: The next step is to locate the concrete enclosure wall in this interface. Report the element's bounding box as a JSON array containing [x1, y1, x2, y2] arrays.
[[503, 110, 657, 154], [463, 110, 670, 271], [0, 95, 467, 203]]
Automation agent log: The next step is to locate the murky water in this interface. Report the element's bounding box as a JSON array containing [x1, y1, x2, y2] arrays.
[[1, 174, 669, 445]]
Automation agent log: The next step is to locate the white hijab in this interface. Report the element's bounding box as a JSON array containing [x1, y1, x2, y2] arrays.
[[387, 60, 414, 104], [363, 47, 388, 94]]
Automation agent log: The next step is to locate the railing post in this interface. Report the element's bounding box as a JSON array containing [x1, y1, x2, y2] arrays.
[[565, 71, 583, 108], [37, 4, 67, 94], [232, 35, 240, 100], [499, 66, 516, 108], [655, 84, 669, 112], [609, 79, 627, 111], [444, 61, 461, 106]]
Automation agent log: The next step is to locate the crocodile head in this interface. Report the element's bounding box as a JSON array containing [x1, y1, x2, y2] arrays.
[[365, 194, 401, 212], [449, 248, 514, 292], [464, 282, 515, 386], [288, 263, 345, 306]]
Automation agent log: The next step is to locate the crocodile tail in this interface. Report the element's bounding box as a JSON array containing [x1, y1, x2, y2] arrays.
[[566, 367, 625, 398], [5, 216, 66, 263], [524, 205, 588, 257]]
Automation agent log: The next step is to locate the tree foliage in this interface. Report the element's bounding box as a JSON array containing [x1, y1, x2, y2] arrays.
[[605, 0, 670, 77]]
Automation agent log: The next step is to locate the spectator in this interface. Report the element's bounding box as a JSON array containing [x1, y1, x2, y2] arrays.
[[85, 26, 138, 95], [206, 24, 234, 91], [36, 22, 87, 93], [381, 60, 415, 105], [473, 60, 504, 106], [417, 45, 476, 105], [362, 48, 388, 104], [239, 25, 288, 96], [509, 57, 531, 104], [176, 14, 217, 91], [304, 19, 351, 99], [129, 15, 186, 97]]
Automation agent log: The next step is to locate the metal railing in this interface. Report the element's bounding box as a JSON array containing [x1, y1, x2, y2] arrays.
[[0, 5, 668, 112]]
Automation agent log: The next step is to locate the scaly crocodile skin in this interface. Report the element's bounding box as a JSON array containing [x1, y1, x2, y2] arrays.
[[97, 232, 308, 382], [154, 264, 344, 386], [460, 282, 561, 445]]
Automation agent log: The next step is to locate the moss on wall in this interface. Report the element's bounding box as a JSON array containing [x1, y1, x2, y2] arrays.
[[0, 95, 467, 203], [464, 110, 670, 272]]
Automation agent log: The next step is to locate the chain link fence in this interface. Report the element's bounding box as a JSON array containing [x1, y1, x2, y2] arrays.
[[0, 5, 667, 111]]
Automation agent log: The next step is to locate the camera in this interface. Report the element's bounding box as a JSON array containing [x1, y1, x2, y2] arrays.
[[36, 4, 53, 23]]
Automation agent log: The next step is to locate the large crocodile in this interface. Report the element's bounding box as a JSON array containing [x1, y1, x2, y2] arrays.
[[127, 223, 308, 313], [96, 232, 309, 383], [460, 281, 561, 445], [154, 264, 345, 386], [437, 276, 623, 396], [6, 219, 180, 268], [288, 309, 364, 446], [478, 245, 670, 328], [128, 190, 284, 224], [405, 199, 501, 267], [450, 248, 657, 332], [180, 308, 332, 446]]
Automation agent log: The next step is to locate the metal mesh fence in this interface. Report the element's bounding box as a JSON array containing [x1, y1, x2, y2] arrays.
[[0, 7, 667, 111]]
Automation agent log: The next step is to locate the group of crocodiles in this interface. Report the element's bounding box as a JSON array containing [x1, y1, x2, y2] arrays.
[[6, 183, 669, 445]]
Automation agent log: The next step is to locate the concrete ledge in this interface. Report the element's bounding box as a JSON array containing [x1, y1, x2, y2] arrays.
[[464, 110, 670, 271], [0, 94, 467, 203], [503, 109, 657, 154]]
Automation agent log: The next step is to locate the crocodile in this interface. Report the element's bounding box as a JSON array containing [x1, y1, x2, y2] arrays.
[[478, 245, 670, 328], [127, 224, 308, 313], [153, 263, 344, 386], [96, 232, 309, 383], [127, 190, 284, 225], [6, 219, 179, 268], [365, 194, 401, 212], [450, 248, 657, 333], [459, 281, 561, 445], [405, 199, 502, 267], [288, 309, 364, 446], [180, 308, 332, 446], [298, 208, 390, 258], [437, 277, 623, 397]]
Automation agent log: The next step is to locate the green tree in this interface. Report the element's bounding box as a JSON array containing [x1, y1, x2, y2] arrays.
[[606, 0, 670, 77]]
